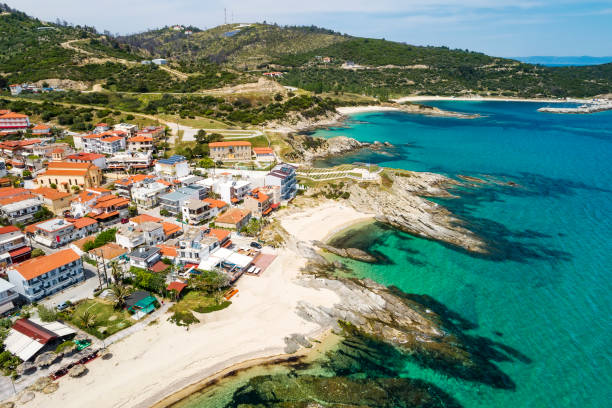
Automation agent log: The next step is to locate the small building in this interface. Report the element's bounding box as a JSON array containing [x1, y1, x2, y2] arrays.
[[0, 197, 42, 225], [116, 222, 164, 251], [27, 218, 76, 248], [131, 181, 170, 208], [9, 85, 22, 96], [113, 123, 138, 137], [93, 123, 110, 133], [127, 135, 154, 152], [68, 217, 99, 239], [253, 147, 275, 161], [216, 179, 251, 205], [3, 318, 76, 361], [129, 246, 161, 269], [155, 155, 190, 179], [181, 199, 211, 225], [204, 228, 232, 248], [113, 174, 157, 198], [6, 249, 84, 302], [107, 151, 153, 172], [244, 188, 272, 218], [88, 242, 127, 270], [152, 58, 167, 65], [176, 228, 219, 265], [82, 131, 126, 154], [166, 281, 187, 299], [209, 141, 252, 161], [0, 278, 19, 314], [32, 187, 72, 215], [159, 185, 207, 215], [202, 198, 228, 218], [0, 226, 30, 266], [162, 222, 182, 240], [31, 124, 52, 135], [215, 208, 251, 230], [125, 291, 158, 319]]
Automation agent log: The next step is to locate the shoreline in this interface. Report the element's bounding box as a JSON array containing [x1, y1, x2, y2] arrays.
[[394, 95, 588, 103], [152, 329, 339, 408]]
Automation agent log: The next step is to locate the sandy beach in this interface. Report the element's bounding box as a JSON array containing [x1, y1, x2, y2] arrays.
[[14, 202, 374, 408], [336, 106, 400, 114]]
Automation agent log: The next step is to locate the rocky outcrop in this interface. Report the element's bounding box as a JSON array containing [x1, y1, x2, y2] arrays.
[[345, 172, 488, 254], [313, 241, 377, 263], [282, 133, 367, 163]]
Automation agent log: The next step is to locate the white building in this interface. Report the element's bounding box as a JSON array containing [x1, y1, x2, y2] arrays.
[[0, 198, 42, 224], [217, 179, 251, 204], [65, 152, 107, 170], [107, 151, 153, 171], [129, 246, 161, 269], [0, 112, 30, 131], [265, 163, 298, 201], [9, 85, 22, 96], [155, 155, 190, 179], [82, 132, 126, 154], [0, 278, 19, 313], [6, 249, 84, 302], [131, 181, 170, 208], [127, 135, 154, 152], [181, 199, 212, 225], [29, 218, 75, 248], [176, 228, 219, 265], [113, 123, 138, 137], [116, 222, 164, 251], [0, 226, 29, 266]]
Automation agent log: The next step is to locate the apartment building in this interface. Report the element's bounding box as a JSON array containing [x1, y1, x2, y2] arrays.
[[155, 155, 190, 179], [131, 180, 170, 208], [181, 199, 212, 225], [116, 222, 164, 251], [215, 208, 251, 230], [159, 185, 207, 215], [0, 198, 42, 224], [25, 217, 97, 248], [265, 163, 297, 201], [127, 135, 154, 152], [176, 228, 219, 265], [6, 249, 84, 302], [129, 246, 161, 269], [106, 151, 153, 171], [0, 112, 30, 131], [113, 123, 138, 137], [82, 131, 127, 154], [244, 188, 272, 218], [113, 174, 157, 198]]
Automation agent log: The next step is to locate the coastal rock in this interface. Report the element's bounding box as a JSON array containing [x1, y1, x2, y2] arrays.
[[282, 133, 366, 163], [346, 172, 488, 254], [313, 241, 377, 263]]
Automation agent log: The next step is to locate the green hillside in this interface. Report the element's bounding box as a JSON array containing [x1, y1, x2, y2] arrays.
[[116, 24, 348, 69]]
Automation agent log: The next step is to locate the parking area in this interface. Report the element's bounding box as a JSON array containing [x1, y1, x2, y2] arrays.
[[41, 265, 103, 308]]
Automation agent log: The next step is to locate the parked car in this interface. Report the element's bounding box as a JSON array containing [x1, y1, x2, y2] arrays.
[[56, 302, 69, 311], [250, 241, 262, 249]]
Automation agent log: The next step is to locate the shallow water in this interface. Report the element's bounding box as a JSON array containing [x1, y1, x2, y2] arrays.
[[179, 102, 612, 407]]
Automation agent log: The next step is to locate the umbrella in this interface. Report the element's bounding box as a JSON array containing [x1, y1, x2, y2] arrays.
[[68, 364, 87, 378]]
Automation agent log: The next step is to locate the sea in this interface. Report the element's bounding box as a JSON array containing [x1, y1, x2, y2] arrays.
[[176, 101, 612, 407]]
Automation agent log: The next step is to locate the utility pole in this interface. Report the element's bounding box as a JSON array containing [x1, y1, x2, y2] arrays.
[[224, 8, 227, 25], [99, 249, 110, 287], [95, 253, 102, 288]]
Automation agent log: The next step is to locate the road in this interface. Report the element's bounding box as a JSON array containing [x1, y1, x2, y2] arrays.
[[40, 263, 105, 308]]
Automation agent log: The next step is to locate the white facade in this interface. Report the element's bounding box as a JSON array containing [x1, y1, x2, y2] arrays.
[[131, 182, 169, 208], [155, 155, 190, 179], [113, 123, 138, 137], [0, 278, 18, 312], [216, 180, 251, 204], [181, 199, 212, 225], [30, 218, 75, 248], [0, 198, 42, 224], [116, 222, 164, 251], [107, 151, 153, 171], [177, 229, 219, 264]]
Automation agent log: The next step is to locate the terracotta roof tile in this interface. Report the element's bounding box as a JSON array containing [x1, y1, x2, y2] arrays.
[[12, 249, 80, 280]]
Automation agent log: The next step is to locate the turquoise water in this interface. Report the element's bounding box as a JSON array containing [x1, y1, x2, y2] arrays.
[[313, 102, 612, 407]]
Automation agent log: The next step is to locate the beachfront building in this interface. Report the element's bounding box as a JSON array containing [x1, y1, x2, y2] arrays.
[[88, 242, 127, 271], [244, 188, 272, 218], [176, 228, 219, 265], [129, 246, 161, 269], [215, 208, 251, 230], [0, 226, 30, 266], [0, 112, 30, 131], [31, 187, 72, 215], [127, 135, 155, 152], [253, 147, 275, 161], [181, 199, 212, 225], [159, 185, 207, 215], [0, 198, 42, 225], [65, 152, 107, 170], [209, 141, 252, 161], [265, 163, 297, 201], [106, 151, 153, 172], [4, 318, 76, 361], [35, 162, 102, 193], [155, 155, 190, 179], [6, 249, 84, 302], [131, 180, 170, 208], [216, 179, 251, 205]]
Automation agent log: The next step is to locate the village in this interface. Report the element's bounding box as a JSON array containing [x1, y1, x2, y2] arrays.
[[0, 107, 300, 400]]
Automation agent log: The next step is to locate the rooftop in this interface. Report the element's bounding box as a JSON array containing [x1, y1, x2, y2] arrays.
[[1, 198, 41, 212], [34, 218, 73, 232], [216, 208, 251, 225], [66, 152, 105, 161], [131, 214, 162, 224], [33, 187, 71, 201], [129, 246, 160, 260], [209, 141, 252, 147], [69, 217, 98, 229], [157, 155, 186, 165], [12, 249, 80, 280], [88, 242, 126, 260]]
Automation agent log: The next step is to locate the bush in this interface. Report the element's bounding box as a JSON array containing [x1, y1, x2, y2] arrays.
[[168, 310, 199, 326], [37, 305, 57, 322], [31, 248, 45, 258], [193, 301, 231, 314], [54, 340, 75, 354]]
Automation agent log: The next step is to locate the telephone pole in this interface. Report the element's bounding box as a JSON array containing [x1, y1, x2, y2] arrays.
[[224, 8, 227, 25]]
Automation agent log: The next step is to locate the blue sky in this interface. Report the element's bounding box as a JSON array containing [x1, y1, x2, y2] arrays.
[[11, 0, 612, 57]]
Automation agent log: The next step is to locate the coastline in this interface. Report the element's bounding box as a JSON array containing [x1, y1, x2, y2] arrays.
[[394, 95, 587, 103]]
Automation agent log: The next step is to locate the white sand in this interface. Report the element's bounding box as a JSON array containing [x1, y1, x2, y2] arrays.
[[282, 201, 376, 242], [336, 106, 399, 114], [20, 249, 341, 408]]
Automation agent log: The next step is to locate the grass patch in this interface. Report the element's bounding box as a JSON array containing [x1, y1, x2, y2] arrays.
[[158, 114, 229, 129], [70, 299, 134, 339], [168, 290, 230, 326]]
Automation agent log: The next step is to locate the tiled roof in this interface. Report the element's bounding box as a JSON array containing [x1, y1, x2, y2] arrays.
[[47, 161, 95, 170], [162, 222, 181, 237], [32, 187, 71, 201], [12, 249, 80, 280], [205, 228, 230, 242], [128, 135, 153, 142], [166, 281, 187, 293], [209, 141, 251, 147], [40, 169, 88, 177], [157, 245, 177, 257], [216, 208, 251, 225], [202, 198, 228, 208], [88, 242, 126, 260], [0, 112, 28, 119], [0, 193, 38, 206], [66, 152, 105, 161], [69, 217, 98, 229], [130, 214, 162, 224], [0, 226, 20, 235], [253, 147, 274, 154], [32, 124, 51, 130], [71, 235, 96, 250]]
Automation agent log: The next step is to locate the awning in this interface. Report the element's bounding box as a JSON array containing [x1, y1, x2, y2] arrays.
[[262, 207, 273, 215], [270, 203, 280, 209], [9, 246, 32, 258], [0, 301, 14, 314]]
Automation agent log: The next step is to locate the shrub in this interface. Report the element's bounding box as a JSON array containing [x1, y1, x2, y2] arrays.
[[168, 310, 199, 326], [37, 305, 57, 322]]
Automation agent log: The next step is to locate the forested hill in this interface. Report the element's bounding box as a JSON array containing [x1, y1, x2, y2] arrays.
[[1, 4, 611, 98]]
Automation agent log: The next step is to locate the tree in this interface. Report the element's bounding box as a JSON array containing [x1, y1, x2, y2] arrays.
[[22, 170, 31, 179], [37, 305, 57, 322], [274, 93, 284, 102], [128, 205, 138, 217], [31, 248, 45, 258], [110, 285, 130, 309], [78, 311, 97, 329], [188, 270, 230, 296], [109, 260, 123, 283], [160, 209, 170, 217], [71, 185, 80, 192], [33, 207, 54, 223], [50, 183, 57, 189]]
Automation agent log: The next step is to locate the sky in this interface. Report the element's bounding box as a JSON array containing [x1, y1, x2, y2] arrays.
[[10, 0, 612, 57]]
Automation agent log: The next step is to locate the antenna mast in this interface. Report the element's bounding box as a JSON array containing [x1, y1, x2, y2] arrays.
[[224, 8, 227, 25]]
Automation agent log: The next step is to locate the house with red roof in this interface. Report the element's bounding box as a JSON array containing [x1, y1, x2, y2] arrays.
[[31, 187, 72, 215], [209, 141, 252, 161], [4, 318, 76, 361], [35, 161, 102, 193], [127, 135, 155, 152], [253, 147, 275, 161], [65, 152, 107, 170], [244, 188, 272, 218], [31, 123, 51, 135], [0, 226, 31, 265], [82, 130, 127, 154]]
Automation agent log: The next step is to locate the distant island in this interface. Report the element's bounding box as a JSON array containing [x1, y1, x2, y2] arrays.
[[513, 56, 612, 66]]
